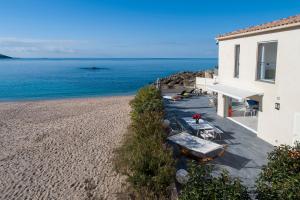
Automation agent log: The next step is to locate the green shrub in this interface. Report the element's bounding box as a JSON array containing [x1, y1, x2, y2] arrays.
[[131, 111, 167, 141], [130, 85, 164, 120], [115, 85, 175, 199], [127, 135, 174, 198], [256, 142, 300, 200], [179, 162, 250, 200]]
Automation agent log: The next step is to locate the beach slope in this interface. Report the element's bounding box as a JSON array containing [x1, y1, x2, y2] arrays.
[[0, 96, 132, 200]]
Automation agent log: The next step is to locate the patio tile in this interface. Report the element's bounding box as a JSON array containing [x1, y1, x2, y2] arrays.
[[164, 95, 274, 189]]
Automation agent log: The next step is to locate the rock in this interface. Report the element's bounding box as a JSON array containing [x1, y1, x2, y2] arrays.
[[176, 169, 189, 184], [158, 68, 216, 89], [0, 54, 12, 59]]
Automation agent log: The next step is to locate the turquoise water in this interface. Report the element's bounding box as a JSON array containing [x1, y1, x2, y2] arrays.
[[0, 58, 217, 101]]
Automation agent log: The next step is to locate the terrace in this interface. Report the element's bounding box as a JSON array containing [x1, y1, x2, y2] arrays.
[[163, 94, 273, 190]]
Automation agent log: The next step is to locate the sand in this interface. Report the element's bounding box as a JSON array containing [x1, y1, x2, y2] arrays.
[[0, 96, 133, 200]]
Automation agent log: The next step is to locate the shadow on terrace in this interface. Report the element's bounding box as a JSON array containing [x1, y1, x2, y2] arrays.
[[163, 93, 273, 190]]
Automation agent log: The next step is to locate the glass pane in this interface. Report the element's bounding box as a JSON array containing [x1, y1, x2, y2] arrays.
[[257, 42, 277, 82], [234, 45, 240, 78]]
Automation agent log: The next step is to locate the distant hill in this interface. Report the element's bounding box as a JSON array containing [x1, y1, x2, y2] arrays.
[[0, 54, 13, 59]]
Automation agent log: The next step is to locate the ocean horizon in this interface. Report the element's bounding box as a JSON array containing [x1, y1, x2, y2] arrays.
[[0, 58, 217, 101]]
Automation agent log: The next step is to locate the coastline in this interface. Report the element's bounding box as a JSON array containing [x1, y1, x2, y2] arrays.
[[0, 58, 217, 101], [0, 95, 133, 199], [0, 92, 136, 104]]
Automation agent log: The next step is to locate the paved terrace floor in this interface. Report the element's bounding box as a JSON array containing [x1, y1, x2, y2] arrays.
[[163, 95, 274, 190]]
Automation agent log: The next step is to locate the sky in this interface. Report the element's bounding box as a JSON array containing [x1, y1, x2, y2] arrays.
[[0, 0, 299, 58]]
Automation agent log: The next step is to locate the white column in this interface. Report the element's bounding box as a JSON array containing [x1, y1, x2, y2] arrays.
[[217, 93, 229, 117]]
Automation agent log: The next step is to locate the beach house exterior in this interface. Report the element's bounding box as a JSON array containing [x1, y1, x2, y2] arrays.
[[208, 14, 300, 145]]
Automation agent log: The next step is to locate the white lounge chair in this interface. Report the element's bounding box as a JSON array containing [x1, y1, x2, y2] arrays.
[[163, 95, 182, 102]]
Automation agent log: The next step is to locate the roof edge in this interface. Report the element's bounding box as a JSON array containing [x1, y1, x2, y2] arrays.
[[216, 21, 300, 41]]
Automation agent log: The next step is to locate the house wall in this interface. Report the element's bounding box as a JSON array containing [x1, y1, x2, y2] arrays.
[[195, 76, 217, 91], [217, 28, 300, 145]]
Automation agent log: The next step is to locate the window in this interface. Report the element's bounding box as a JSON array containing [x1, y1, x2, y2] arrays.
[[234, 45, 240, 78], [257, 42, 278, 82]]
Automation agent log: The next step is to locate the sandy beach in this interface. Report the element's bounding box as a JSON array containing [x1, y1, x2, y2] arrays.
[[0, 96, 133, 200]]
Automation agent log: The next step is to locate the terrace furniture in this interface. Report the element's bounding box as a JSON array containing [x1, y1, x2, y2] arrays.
[[208, 97, 217, 107], [247, 99, 259, 108], [186, 89, 195, 96], [200, 129, 216, 140], [167, 132, 227, 162], [168, 116, 186, 136], [182, 117, 205, 125], [163, 95, 182, 102], [232, 100, 257, 117], [244, 101, 257, 117], [182, 117, 223, 140], [177, 90, 187, 96], [178, 89, 195, 98], [199, 128, 223, 141], [245, 109, 256, 117], [194, 88, 203, 96]]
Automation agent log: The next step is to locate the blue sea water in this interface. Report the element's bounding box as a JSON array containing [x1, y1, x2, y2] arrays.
[[0, 58, 217, 101]]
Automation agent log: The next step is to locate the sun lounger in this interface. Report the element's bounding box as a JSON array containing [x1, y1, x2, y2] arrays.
[[167, 132, 227, 162], [180, 89, 195, 98], [163, 95, 182, 101], [177, 90, 187, 96]]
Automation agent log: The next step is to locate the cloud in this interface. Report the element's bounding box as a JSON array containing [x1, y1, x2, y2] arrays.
[[0, 38, 84, 56]]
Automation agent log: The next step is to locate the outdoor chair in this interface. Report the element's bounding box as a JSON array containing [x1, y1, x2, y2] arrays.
[[167, 115, 186, 136], [232, 101, 257, 117], [194, 88, 203, 96], [199, 129, 215, 140], [208, 97, 217, 107], [198, 128, 222, 141], [244, 101, 257, 117]]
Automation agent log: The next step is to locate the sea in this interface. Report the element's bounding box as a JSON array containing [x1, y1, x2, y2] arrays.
[[0, 58, 217, 101]]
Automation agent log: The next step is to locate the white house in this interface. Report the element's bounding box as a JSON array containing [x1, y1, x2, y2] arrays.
[[208, 14, 300, 145]]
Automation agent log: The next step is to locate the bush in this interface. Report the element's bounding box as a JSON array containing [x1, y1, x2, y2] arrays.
[[179, 162, 250, 200], [131, 111, 167, 141], [115, 85, 175, 199], [130, 86, 164, 120], [256, 142, 300, 200]]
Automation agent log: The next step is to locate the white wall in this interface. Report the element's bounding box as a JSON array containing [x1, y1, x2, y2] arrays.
[[195, 76, 217, 91], [218, 28, 300, 145]]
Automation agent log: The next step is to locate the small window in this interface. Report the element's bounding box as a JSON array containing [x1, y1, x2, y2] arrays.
[[234, 45, 240, 78], [257, 42, 278, 82]]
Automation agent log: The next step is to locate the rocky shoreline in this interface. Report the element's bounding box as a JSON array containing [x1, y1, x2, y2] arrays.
[[159, 68, 216, 89]]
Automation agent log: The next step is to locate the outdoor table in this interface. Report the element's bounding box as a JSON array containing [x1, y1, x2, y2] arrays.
[[182, 117, 205, 124], [182, 117, 223, 140], [167, 132, 224, 157], [182, 117, 213, 131]]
